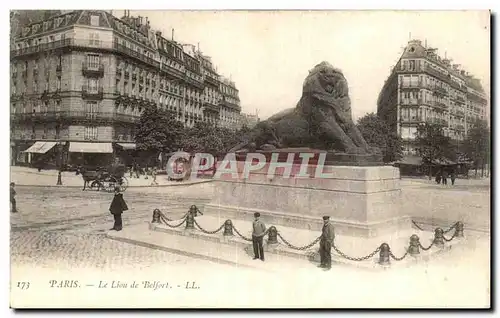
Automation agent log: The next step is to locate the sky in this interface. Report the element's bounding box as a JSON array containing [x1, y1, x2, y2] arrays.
[[119, 11, 490, 121]]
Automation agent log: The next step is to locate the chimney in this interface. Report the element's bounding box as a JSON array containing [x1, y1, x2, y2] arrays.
[[171, 28, 174, 41]]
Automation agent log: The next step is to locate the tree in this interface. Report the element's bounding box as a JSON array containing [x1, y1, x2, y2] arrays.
[[414, 123, 455, 178], [134, 107, 186, 163], [182, 121, 225, 155], [462, 119, 490, 177], [356, 113, 403, 163]]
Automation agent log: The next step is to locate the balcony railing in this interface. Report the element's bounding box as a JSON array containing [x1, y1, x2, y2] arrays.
[[113, 42, 160, 68], [11, 38, 160, 69], [11, 111, 140, 124], [424, 66, 451, 83], [82, 87, 104, 100], [434, 101, 448, 110], [400, 99, 420, 106], [82, 62, 104, 77], [433, 86, 448, 96], [400, 117, 423, 124]]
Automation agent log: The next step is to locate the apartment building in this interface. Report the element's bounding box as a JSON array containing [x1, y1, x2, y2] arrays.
[[10, 10, 242, 167], [377, 39, 488, 155]]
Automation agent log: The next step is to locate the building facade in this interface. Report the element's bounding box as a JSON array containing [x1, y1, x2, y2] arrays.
[[10, 10, 241, 167], [377, 39, 489, 155]]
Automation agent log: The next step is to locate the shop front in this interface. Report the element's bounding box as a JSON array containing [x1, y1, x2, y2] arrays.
[[115, 143, 137, 166], [22, 141, 59, 169], [68, 142, 114, 169]]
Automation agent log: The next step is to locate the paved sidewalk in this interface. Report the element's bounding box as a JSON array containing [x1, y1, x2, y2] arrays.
[[10, 166, 212, 188]]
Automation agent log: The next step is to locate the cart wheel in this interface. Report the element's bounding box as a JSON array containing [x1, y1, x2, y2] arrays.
[[120, 176, 129, 192], [90, 180, 101, 191], [105, 177, 118, 192]]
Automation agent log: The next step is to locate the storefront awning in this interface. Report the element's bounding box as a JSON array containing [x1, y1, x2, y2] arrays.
[[23, 141, 58, 154], [117, 143, 136, 150], [69, 142, 113, 154]]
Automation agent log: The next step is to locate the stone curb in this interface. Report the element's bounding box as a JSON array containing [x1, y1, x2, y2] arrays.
[[104, 233, 267, 272], [15, 179, 214, 189]]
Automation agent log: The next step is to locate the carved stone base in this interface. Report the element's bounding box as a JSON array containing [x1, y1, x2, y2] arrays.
[[235, 147, 383, 166]]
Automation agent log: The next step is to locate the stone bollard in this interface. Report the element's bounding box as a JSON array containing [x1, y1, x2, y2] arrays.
[[57, 171, 63, 185], [433, 228, 445, 248], [151, 209, 161, 223], [189, 205, 198, 217], [185, 212, 195, 230], [378, 243, 390, 265], [455, 222, 464, 238], [267, 226, 278, 245], [223, 220, 234, 236], [408, 235, 420, 256]]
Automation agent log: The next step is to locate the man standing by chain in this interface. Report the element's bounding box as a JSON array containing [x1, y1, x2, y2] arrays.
[[319, 215, 335, 270], [252, 212, 266, 261]]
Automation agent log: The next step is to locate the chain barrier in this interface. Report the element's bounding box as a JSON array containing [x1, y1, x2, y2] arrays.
[[412, 220, 458, 234], [332, 243, 380, 262], [418, 241, 434, 251], [232, 225, 253, 242], [443, 222, 458, 234], [193, 218, 225, 235], [389, 249, 409, 261], [443, 230, 457, 242], [160, 215, 187, 228], [276, 232, 321, 251], [151, 207, 462, 264], [158, 210, 174, 222], [411, 220, 425, 231]]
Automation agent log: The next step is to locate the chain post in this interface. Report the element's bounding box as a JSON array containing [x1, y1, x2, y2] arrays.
[[433, 228, 445, 248], [152, 209, 161, 223], [378, 243, 390, 265], [223, 219, 234, 236], [267, 226, 278, 245], [189, 205, 198, 217], [185, 212, 195, 230], [455, 222, 464, 238], [408, 234, 420, 255]]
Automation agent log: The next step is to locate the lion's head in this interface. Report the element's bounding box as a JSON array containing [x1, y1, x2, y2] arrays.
[[303, 61, 349, 98]]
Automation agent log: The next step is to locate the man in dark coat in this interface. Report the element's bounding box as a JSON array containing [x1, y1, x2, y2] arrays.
[[319, 215, 335, 270], [10, 182, 17, 213], [109, 186, 128, 231], [252, 212, 266, 261]]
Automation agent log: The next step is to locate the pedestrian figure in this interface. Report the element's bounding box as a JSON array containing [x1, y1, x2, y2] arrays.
[[319, 215, 335, 270], [451, 169, 456, 186], [109, 186, 128, 231], [252, 212, 266, 261], [435, 173, 441, 184], [442, 169, 448, 185], [151, 167, 158, 186], [10, 182, 17, 213], [129, 166, 133, 178]]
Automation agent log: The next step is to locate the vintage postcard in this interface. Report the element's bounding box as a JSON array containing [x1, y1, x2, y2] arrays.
[[9, 9, 491, 308]]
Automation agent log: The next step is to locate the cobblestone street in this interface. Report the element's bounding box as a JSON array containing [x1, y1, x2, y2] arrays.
[[11, 185, 212, 270]]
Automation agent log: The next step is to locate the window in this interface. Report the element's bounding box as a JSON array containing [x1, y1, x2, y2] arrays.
[[86, 101, 98, 119], [56, 77, 61, 91], [84, 126, 98, 140], [90, 15, 100, 26], [86, 54, 100, 69], [88, 79, 99, 93], [89, 33, 100, 46]]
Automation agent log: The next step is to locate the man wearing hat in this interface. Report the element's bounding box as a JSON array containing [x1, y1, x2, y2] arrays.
[[252, 212, 267, 261], [319, 215, 335, 270]]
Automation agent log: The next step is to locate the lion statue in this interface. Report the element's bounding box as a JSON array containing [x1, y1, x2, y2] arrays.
[[231, 61, 376, 154]]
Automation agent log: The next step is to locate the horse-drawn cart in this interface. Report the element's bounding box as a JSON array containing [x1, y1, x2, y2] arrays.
[[78, 164, 129, 192]]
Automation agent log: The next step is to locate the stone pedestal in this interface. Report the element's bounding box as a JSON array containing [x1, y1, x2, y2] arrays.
[[204, 154, 411, 238]]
